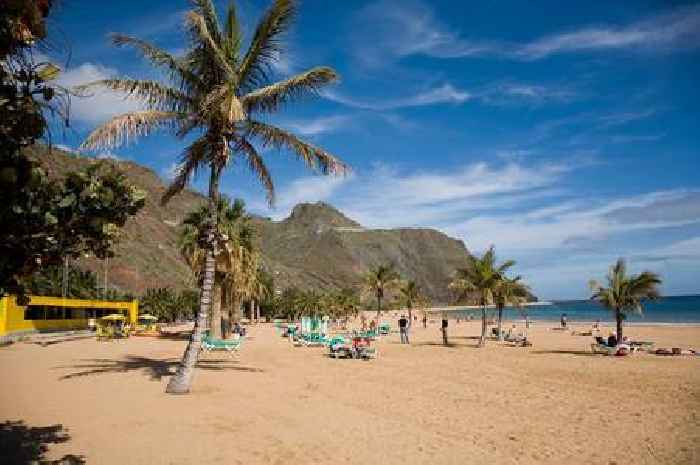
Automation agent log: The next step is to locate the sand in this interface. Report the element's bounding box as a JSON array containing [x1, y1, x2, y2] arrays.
[[1, 320, 699, 465]]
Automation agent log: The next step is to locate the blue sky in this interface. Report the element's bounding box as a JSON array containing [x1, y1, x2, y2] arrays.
[[47, 0, 700, 299]]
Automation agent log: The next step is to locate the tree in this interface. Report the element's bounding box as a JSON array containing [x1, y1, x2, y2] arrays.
[[398, 280, 423, 326], [79, 0, 348, 394], [140, 288, 199, 323], [363, 264, 400, 318], [1, 2, 143, 299], [1, 160, 146, 299], [493, 276, 529, 341], [449, 246, 515, 347], [590, 258, 661, 343], [179, 196, 261, 338]]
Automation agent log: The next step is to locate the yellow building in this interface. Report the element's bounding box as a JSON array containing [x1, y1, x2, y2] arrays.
[[0, 295, 138, 341]]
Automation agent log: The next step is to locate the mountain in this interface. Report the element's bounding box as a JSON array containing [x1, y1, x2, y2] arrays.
[[27, 146, 515, 305], [253, 203, 471, 304]]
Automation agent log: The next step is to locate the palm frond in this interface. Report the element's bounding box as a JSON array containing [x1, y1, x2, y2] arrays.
[[185, 11, 234, 79], [73, 79, 191, 112], [223, 2, 242, 64], [111, 34, 201, 90], [162, 137, 210, 204], [238, 0, 296, 91], [191, 0, 222, 45], [80, 110, 182, 150], [232, 136, 275, 206], [245, 120, 349, 175], [242, 66, 339, 113]]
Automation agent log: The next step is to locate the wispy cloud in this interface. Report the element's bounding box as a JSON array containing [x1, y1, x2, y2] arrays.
[[599, 109, 657, 127], [351, 0, 503, 65], [281, 115, 350, 136], [515, 5, 700, 60], [354, 1, 700, 63], [322, 84, 470, 110]]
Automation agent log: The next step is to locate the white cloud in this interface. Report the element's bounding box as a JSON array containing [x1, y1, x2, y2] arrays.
[[352, 0, 503, 65], [322, 84, 470, 110], [162, 162, 180, 181], [270, 50, 295, 76], [52, 144, 75, 153], [354, 1, 700, 63], [282, 115, 349, 136], [515, 5, 700, 60], [245, 158, 700, 298], [96, 151, 122, 160], [252, 174, 350, 219], [57, 63, 143, 125]]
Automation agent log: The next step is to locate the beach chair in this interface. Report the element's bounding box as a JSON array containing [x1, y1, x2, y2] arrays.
[[378, 323, 391, 336], [201, 335, 243, 357]]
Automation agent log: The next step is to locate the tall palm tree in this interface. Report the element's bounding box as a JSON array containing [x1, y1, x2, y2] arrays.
[[449, 246, 514, 347], [78, 0, 348, 394], [590, 258, 661, 343], [363, 264, 400, 318], [494, 276, 529, 341], [399, 280, 422, 326], [179, 196, 257, 339]]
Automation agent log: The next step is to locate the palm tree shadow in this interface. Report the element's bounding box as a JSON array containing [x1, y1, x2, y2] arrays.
[[0, 420, 85, 464], [55, 356, 263, 381], [531, 349, 598, 357]]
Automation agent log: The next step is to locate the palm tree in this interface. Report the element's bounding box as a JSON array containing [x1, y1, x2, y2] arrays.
[[363, 264, 400, 318], [399, 280, 422, 326], [449, 246, 515, 347], [79, 0, 348, 394], [494, 276, 529, 341], [590, 258, 661, 343], [179, 196, 258, 339]]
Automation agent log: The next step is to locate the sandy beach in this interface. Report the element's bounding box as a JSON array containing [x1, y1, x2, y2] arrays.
[[1, 320, 699, 465]]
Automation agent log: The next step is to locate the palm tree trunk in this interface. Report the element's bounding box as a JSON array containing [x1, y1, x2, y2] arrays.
[[615, 308, 623, 344], [210, 280, 223, 339], [479, 304, 487, 347], [408, 306, 413, 328], [231, 294, 241, 324], [221, 285, 231, 339], [497, 304, 504, 341], [166, 163, 221, 395], [376, 292, 382, 318], [250, 299, 255, 322]]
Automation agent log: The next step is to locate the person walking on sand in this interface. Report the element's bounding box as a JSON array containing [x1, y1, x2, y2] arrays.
[[560, 313, 568, 329], [422, 314, 428, 329], [441, 318, 449, 345], [399, 315, 410, 344]]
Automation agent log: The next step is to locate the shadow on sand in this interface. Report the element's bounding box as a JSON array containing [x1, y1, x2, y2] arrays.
[[0, 420, 85, 464], [55, 355, 263, 381], [411, 341, 481, 349]]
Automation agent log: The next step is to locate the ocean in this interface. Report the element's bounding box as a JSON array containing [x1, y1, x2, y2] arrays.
[[446, 295, 700, 324]]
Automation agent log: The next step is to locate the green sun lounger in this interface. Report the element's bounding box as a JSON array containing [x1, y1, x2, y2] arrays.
[[201, 335, 243, 356]]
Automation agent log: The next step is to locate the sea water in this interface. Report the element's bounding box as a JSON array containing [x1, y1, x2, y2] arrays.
[[449, 295, 700, 324]]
